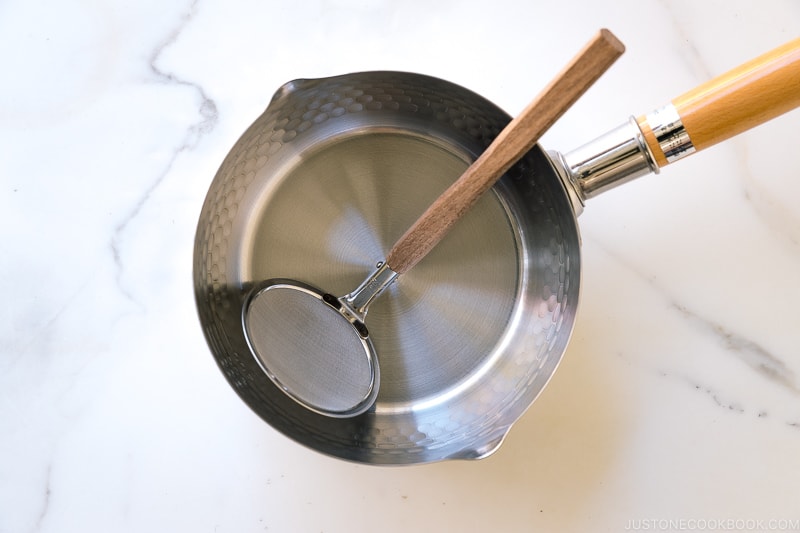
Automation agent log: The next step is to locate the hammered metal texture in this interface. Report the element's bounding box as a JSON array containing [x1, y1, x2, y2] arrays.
[[194, 72, 581, 464]]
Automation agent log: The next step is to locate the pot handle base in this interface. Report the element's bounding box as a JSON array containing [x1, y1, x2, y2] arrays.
[[558, 118, 659, 205]]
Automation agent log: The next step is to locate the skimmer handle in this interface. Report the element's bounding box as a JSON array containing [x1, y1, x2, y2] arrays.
[[637, 37, 800, 167], [385, 29, 625, 275]]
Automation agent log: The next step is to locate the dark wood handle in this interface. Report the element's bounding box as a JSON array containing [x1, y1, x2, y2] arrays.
[[386, 29, 625, 274]]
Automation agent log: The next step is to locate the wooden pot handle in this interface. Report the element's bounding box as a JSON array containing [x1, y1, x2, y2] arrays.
[[637, 37, 800, 168], [386, 29, 625, 275]]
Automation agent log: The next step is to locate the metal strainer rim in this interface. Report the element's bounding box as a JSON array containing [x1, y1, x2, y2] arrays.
[[241, 280, 380, 418]]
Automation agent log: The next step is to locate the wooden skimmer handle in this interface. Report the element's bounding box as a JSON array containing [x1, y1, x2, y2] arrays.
[[385, 29, 625, 275], [637, 37, 800, 168]]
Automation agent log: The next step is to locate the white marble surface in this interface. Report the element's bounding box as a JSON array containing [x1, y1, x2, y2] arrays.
[[2, 0, 799, 531]]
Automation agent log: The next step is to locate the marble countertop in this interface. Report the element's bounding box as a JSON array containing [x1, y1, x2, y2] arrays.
[[2, 0, 799, 531]]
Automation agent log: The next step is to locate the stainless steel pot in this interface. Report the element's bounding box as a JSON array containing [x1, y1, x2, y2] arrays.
[[194, 39, 800, 465]]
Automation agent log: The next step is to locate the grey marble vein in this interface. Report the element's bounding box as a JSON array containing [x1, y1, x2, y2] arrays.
[[737, 144, 800, 250], [110, 0, 218, 302], [653, 0, 715, 81], [673, 303, 800, 394], [593, 238, 799, 398], [30, 463, 51, 533]]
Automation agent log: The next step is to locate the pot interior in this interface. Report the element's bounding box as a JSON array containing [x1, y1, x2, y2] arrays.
[[194, 72, 581, 464]]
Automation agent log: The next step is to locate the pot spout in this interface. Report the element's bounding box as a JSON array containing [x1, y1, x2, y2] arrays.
[[446, 433, 509, 461]]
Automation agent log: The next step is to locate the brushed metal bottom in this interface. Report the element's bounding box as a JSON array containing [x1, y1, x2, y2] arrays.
[[243, 131, 519, 409]]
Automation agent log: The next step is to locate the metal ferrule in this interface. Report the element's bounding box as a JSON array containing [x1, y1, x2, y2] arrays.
[[557, 116, 659, 206], [342, 262, 399, 319], [646, 104, 696, 163]]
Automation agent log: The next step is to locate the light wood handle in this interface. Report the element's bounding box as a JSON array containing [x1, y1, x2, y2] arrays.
[[638, 37, 800, 167], [385, 29, 625, 274]]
